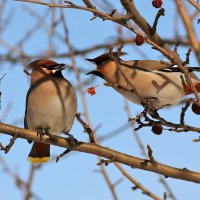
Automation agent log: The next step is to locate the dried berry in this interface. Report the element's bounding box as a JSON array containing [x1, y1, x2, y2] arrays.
[[152, 0, 163, 8], [151, 124, 163, 135], [192, 102, 200, 115], [135, 34, 144, 46]]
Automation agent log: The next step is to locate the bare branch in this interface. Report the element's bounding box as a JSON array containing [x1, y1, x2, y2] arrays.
[[114, 162, 161, 200], [1, 122, 200, 183]]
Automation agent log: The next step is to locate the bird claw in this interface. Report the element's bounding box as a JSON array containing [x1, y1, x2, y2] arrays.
[[37, 126, 57, 142], [65, 133, 77, 150], [44, 126, 58, 142], [37, 128, 45, 141]]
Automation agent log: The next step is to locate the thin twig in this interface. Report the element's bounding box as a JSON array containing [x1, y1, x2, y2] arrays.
[[76, 113, 96, 143], [0, 134, 18, 153], [147, 145, 157, 166], [114, 162, 161, 200], [150, 8, 165, 34]]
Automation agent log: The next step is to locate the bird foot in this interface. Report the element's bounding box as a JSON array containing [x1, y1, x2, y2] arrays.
[[37, 126, 57, 142], [44, 126, 58, 142], [37, 128, 45, 141], [65, 133, 77, 150]]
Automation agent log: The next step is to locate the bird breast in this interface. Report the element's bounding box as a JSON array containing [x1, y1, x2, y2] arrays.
[[26, 78, 77, 135]]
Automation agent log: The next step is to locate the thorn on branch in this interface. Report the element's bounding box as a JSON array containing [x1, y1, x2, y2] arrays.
[[180, 99, 192, 125], [147, 145, 157, 166], [132, 186, 138, 191], [182, 48, 192, 65], [109, 46, 114, 54], [97, 153, 116, 166], [117, 43, 125, 54], [150, 8, 165, 35], [109, 9, 117, 17], [64, 1, 75, 7], [56, 148, 71, 162], [97, 158, 113, 166], [0, 135, 18, 154], [76, 113, 96, 143], [90, 14, 98, 21], [173, 43, 180, 57]]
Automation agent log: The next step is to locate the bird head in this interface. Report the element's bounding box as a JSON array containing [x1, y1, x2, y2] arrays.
[[86, 52, 127, 82], [26, 59, 65, 84], [27, 59, 65, 75]]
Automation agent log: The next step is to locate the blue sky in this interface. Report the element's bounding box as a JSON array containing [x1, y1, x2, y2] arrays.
[[1, 0, 200, 200]]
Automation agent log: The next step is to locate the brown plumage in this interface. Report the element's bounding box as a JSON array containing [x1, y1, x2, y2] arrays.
[[24, 59, 77, 163], [86, 52, 200, 109]]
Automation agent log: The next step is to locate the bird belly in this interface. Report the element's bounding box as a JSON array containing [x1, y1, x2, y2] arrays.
[[113, 71, 185, 109], [26, 80, 77, 135]]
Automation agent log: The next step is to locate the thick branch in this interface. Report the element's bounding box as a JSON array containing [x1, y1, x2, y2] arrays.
[[1, 122, 200, 183]]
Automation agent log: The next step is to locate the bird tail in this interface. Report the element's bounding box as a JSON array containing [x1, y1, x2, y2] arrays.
[[28, 142, 50, 163]]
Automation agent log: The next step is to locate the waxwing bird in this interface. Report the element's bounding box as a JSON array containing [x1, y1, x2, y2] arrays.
[[86, 52, 200, 109], [24, 59, 77, 163]]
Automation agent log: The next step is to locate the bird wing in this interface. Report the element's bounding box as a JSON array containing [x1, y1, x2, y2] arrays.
[[24, 89, 30, 129], [120, 60, 200, 81], [120, 59, 171, 71]]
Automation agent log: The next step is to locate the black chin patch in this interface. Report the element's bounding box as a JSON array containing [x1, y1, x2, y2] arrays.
[[86, 70, 104, 79]]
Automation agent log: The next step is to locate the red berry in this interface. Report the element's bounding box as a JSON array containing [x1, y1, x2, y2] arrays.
[[152, 0, 163, 8], [151, 124, 163, 135], [135, 34, 144, 46], [87, 87, 96, 96], [192, 102, 200, 115]]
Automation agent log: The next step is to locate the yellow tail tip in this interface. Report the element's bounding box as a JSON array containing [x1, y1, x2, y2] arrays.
[[28, 157, 50, 163]]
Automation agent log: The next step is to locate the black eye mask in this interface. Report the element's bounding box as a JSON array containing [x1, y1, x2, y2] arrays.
[[44, 64, 65, 71]]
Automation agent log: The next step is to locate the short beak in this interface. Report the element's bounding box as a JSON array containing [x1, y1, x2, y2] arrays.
[[86, 70, 104, 79], [52, 64, 65, 73], [53, 64, 66, 71]]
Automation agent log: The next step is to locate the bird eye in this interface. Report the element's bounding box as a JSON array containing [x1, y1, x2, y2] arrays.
[[45, 66, 53, 70]]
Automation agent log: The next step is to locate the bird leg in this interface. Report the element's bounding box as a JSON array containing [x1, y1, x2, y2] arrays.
[[37, 126, 58, 142], [65, 132, 77, 150], [44, 126, 58, 142], [37, 127, 45, 142]]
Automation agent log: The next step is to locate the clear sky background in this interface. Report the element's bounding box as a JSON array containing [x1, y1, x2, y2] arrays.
[[1, 0, 200, 200]]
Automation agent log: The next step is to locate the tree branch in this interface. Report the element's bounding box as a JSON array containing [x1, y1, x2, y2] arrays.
[[114, 162, 161, 200], [1, 122, 200, 183]]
